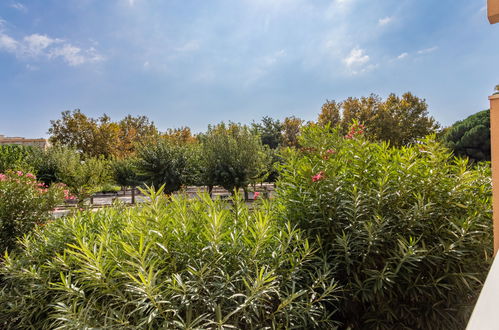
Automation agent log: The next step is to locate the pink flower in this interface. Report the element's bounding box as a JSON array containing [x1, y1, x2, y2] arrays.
[[16, 171, 23, 176], [0, 173, 6, 181], [25, 173, 36, 179], [325, 149, 336, 154], [254, 191, 260, 199], [312, 171, 325, 182]]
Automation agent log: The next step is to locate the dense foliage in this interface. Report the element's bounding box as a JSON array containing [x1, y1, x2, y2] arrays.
[[276, 124, 492, 329], [48, 110, 159, 158], [136, 139, 193, 194], [0, 188, 338, 329], [0, 171, 63, 252], [200, 123, 271, 193], [318, 93, 440, 146], [442, 109, 490, 162], [0, 144, 35, 173]]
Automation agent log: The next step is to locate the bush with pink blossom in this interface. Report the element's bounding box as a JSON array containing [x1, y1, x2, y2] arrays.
[[0, 170, 64, 252]]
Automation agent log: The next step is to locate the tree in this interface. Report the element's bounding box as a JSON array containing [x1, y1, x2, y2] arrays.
[[57, 156, 112, 205], [252, 116, 283, 149], [442, 109, 490, 162], [380, 92, 439, 146], [320, 93, 439, 146], [317, 100, 341, 128], [200, 123, 271, 196], [282, 116, 303, 148], [136, 139, 192, 194], [28, 146, 82, 185], [117, 115, 159, 157], [48, 111, 159, 158], [162, 127, 197, 145], [48, 109, 98, 156]]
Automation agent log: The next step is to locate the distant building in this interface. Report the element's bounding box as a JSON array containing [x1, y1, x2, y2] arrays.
[[0, 134, 51, 149]]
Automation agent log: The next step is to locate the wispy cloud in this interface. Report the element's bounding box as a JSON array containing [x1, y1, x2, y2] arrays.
[[49, 45, 103, 66], [10, 2, 27, 12], [378, 16, 393, 26], [0, 26, 104, 66], [417, 46, 438, 55], [397, 52, 408, 60]]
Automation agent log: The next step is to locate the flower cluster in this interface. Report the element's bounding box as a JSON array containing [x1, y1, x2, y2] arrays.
[[312, 171, 325, 182], [63, 189, 76, 200], [345, 123, 365, 139]]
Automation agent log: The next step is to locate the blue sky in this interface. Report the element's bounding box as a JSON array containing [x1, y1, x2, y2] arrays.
[[0, 0, 497, 137]]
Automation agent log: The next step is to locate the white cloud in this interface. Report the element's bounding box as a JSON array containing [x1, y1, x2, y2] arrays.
[[23, 34, 61, 56], [10, 2, 27, 12], [0, 25, 104, 66], [49, 45, 103, 66], [397, 52, 408, 59], [0, 33, 18, 52], [417, 46, 438, 55], [378, 16, 393, 26], [343, 47, 369, 67]]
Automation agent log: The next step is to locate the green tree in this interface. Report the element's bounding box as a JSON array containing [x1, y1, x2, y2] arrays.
[[252, 116, 283, 149], [136, 139, 192, 194], [57, 156, 112, 205], [442, 109, 490, 161], [28, 146, 81, 185], [201, 123, 270, 195]]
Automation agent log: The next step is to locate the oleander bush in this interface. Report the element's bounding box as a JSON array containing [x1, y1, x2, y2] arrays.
[[276, 124, 493, 329], [0, 187, 339, 329], [0, 170, 64, 253]]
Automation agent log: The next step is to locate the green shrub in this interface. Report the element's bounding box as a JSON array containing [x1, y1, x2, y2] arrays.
[[28, 146, 82, 185], [0, 145, 35, 173], [0, 170, 63, 252], [0, 188, 338, 329], [276, 124, 493, 329]]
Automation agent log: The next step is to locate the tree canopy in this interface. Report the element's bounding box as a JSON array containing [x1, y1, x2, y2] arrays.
[[48, 110, 158, 158], [442, 109, 490, 162], [317, 92, 440, 146], [200, 123, 270, 193]]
